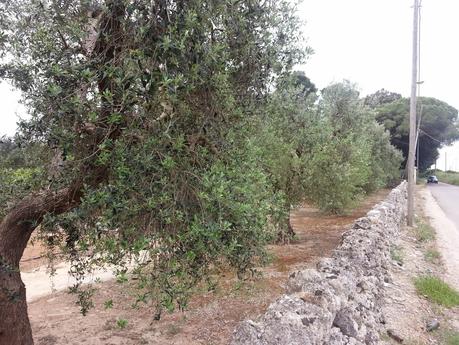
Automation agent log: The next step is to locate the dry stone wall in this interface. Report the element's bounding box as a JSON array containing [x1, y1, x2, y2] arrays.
[[231, 182, 407, 345]]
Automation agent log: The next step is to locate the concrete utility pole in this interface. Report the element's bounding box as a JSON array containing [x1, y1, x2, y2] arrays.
[[415, 2, 423, 172], [407, 0, 420, 227], [415, 104, 423, 169]]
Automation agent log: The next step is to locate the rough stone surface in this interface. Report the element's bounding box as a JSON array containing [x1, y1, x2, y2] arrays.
[[231, 182, 407, 345], [426, 319, 440, 332]]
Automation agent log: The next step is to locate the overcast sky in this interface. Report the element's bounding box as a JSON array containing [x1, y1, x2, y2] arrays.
[[1, 0, 458, 170], [296, 0, 459, 171]]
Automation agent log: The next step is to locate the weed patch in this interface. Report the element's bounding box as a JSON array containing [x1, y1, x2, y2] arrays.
[[116, 318, 128, 329], [390, 246, 404, 265], [424, 249, 441, 263], [414, 222, 435, 242], [444, 331, 459, 345], [414, 276, 459, 307]]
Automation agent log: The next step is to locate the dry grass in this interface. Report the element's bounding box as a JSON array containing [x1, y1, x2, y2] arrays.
[[424, 249, 441, 263]]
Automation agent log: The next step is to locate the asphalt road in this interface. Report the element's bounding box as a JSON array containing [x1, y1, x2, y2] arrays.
[[427, 182, 459, 231]]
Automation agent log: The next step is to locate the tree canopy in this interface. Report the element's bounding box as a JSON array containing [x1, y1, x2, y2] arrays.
[[0, 2, 402, 344], [367, 90, 459, 171]]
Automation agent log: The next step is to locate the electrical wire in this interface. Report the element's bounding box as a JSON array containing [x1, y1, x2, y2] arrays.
[[420, 129, 442, 144]]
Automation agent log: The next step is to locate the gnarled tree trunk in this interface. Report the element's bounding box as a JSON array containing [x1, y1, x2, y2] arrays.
[[0, 187, 82, 345], [0, 257, 33, 345], [0, 2, 127, 343]]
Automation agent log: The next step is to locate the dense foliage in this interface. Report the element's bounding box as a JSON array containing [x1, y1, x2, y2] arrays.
[[426, 170, 459, 187], [0, 0, 401, 318], [303, 82, 402, 212], [0, 0, 307, 315], [366, 90, 459, 172], [0, 138, 47, 218]]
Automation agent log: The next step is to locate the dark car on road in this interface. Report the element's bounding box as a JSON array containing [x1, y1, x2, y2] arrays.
[[427, 175, 439, 184]]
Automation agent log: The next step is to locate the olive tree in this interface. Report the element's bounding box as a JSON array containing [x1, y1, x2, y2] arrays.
[[305, 82, 402, 212], [0, 1, 307, 343]]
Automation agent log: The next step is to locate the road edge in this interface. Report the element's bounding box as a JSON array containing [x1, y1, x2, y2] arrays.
[[421, 188, 459, 290]]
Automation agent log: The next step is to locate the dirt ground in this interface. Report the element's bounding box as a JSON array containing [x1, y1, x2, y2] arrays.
[[381, 186, 459, 345], [21, 234, 51, 272], [422, 187, 459, 291], [28, 190, 390, 345]]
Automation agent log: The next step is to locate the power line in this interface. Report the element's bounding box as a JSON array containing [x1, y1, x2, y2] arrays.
[[391, 138, 410, 147], [420, 129, 442, 144]]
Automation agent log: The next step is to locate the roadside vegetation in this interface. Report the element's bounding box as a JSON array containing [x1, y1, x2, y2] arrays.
[[444, 331, 459, 345], [424, 249, 441, 263], [378, 186, 459, 345], [411, 218, 459, 309], [432, 170, 459, 186], [414, 221, 436, 243], [414, 276, 459, 308], [390, 245, 404, 266], [401, 198, 459, 345]]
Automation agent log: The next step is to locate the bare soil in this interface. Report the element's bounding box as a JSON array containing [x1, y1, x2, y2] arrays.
[[381, 186, 459, 345], [28, 190, 390, 345], [422, 186, 459, 290], [21, 234, 50, 272]]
